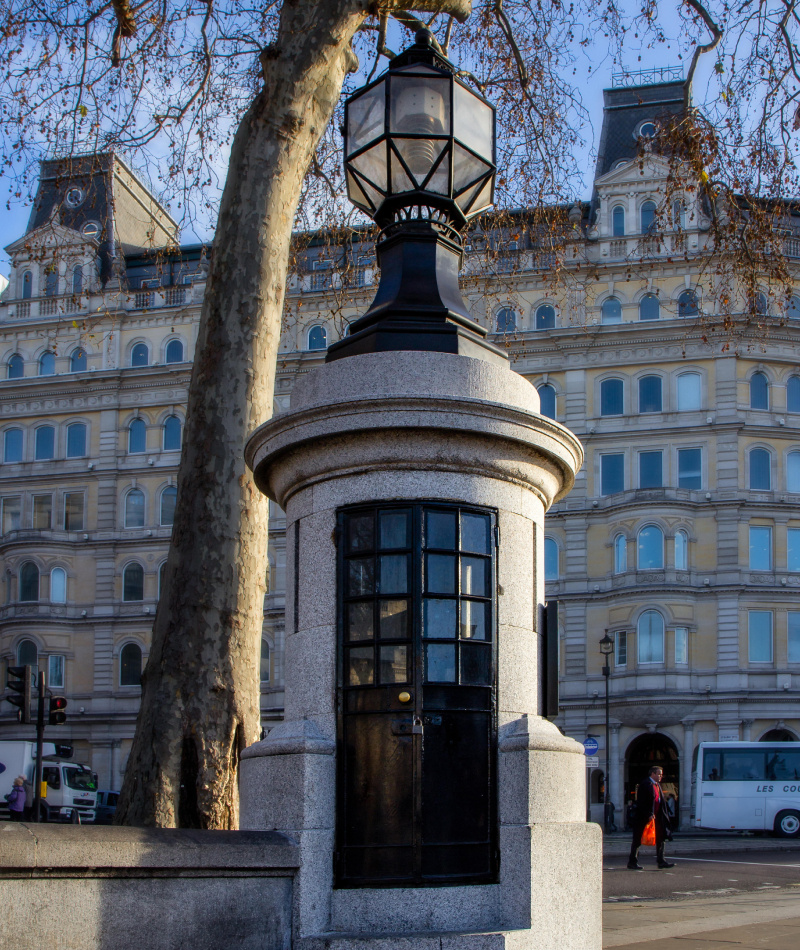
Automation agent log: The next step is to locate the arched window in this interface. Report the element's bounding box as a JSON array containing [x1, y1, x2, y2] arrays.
[[3, 428, 23, 462], [678, 290, 699, 317], [34, 425, 55, 461], [120, 643, 143, 686], [676, 372, 701, 411], [43, 268, 58, 297], [544, 537, 559, 581], [638, 610, 665, 664], [7, 354, 23, 379], [614, 534, 627, 574], [600, 378, 623, 416], [20, 561, 40, 601], [122, 563, 144, 602], [39, 352, 55, 376], [125, 489, 145, 528], [752, 292, 768, 315], [787, 452, 800, 492], [612, 205, 625, 236], [72, 265, 83, 296], [261, 641, 271, 683], [160, 486, 177, 526], [50, 567, 67, 604], [601, 297, 622, 324], [66, 422, 86, 458], [165, 339, 184, 363], [637, 524, 664, 570], [496, 307, 516, 333], [675, 530, 688, 571], [672, 200, 686, 229], [130, 343, 149, 367], [750, 371, 769, 410], [21, 271, 32, 299], [307, 325, 327, 350], [638, 294, 660, 321], [787, 376, 800, 412], [788, 296, 800, 320], [535, 305, 555, 330], [70, 347, 87, 372], [638, 375, 662, 413], [17, 638, 38, 666], [163, 415, 181, 451], [749, 448, 771, 490], [640, 200, 657, 233], [128, 418, 146, 454], [538, 384, 556, 419]]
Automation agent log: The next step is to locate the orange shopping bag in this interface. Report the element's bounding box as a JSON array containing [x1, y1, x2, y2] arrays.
[[641, 817, 656, 846]]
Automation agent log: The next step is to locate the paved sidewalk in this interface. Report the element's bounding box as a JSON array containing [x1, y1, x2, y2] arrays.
[[603, 832, 800, 857], [603, 890, 800, 948]]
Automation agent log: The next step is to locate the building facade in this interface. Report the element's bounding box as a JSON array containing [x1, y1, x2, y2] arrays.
[[1, 75, 799, 826]]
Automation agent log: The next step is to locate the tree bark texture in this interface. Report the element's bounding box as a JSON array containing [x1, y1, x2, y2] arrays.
[[116, 0, 472, 829]]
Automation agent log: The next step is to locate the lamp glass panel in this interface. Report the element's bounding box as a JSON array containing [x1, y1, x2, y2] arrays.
[[394, 137, 447, 188], [465, 176, 493, 216], [389, 147, 417, 192], [452, 143, 491, 193], [356, 174, 386, 213], [348, 82, 386, 154], [453, 83, 493, 161], [390, 75, 450, 137], [349, 141, 388, 192], [346, 170, 373, 213], [424, 148, 451, 194], [455, 176, 486, 211]]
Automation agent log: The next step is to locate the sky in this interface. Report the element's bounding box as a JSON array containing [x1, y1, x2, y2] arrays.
[[0, 7, 717, 279]]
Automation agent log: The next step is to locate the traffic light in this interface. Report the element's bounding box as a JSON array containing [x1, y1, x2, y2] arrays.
[[6, 665, 32, 724], [48, 695, 67, 726]]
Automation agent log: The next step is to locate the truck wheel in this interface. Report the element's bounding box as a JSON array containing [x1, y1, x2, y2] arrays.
[[774, 810, 800, 838]]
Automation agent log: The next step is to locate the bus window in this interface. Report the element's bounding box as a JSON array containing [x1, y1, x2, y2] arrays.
[[704, 751, 721, 780], [766, 750, 800, 780], [721, 751, 764, 781]]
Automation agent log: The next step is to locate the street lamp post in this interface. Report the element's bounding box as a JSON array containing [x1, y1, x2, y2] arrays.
[[599, 631, 615, 833]]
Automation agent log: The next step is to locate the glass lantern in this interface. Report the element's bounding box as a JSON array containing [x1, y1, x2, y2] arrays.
[[344, 32, 496, 227]]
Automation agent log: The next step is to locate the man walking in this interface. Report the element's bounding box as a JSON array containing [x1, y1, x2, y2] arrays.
[[627, 765, 675, 870]]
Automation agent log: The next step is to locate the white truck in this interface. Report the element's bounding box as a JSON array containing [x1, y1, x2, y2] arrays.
[[0, 740, 98, 823]]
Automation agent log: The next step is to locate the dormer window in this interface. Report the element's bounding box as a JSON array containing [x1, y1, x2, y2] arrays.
[[635, 121, 657, 140], [82, 221, 101, 239], [64, 187, 85, 209]]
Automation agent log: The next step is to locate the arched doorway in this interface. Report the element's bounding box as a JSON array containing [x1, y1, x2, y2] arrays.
[[760, 728, 798, 742], [625, 733, 680, 816]]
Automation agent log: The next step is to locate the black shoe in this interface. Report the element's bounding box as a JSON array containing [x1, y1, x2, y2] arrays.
[[657, 861, 675, 869], [627, 861, 643, 870]]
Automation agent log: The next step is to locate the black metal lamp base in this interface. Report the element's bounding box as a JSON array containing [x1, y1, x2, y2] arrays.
[[326, 220, 508, 367]]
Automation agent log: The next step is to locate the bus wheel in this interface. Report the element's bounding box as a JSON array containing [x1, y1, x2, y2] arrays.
[[774, 810, 800, 838]]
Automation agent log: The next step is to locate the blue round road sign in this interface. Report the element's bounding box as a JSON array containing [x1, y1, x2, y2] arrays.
[[583, 737, 599, 755]]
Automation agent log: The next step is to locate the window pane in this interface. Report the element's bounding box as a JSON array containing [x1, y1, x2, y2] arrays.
[[125, 489, 145, 528], [788, 453, 800, 492], [638, 525, 664, 569], [461, 556, 488, 595], [18, 639, 37, 666], [749, 525, 772, 571], [601, 298, 621, 324], [1, 496, 21, 533], [675, 531, 688, 571], [33, 494, 52, 529], [165, 339, 183, 363], [260, 641, 271, 682], [50, 567, 66, 603], [163, 416, 181, 451], [70, 348, 87, 372], [789, 612, 800, 663], [614, 535, 627, 573], [34, 426, 55, 460], [750, 449, 771, 489], [20, 562, 39, 601], [308, 326, 327, 351], [535, 305, 555, 330], [461, 512, 490, 554], [750, 372, 769, 409], [640, 201, 656, 233], [425, 643, 456, 682], [379, 510, 409, 549], [426, 553, 456, 593], [348, 602, 374, 641], [48, 654, 65, 689], [66, 423, 86, 458], [424, 599, 457, 638], [722, 751, 765, 781], [348, 558, 374, 595], [496, 308, 516, 332], [7, 354, 24, 379], [544, 538, 559, 580], [128, 419, 146, 454], [639, 451, 662, 488], [677, 447, 702, 489], [347, 514, 374, 552], [379, 600, 408, 639], [123, 565, 144, 602], [639, 376, 662, 412], [39, 352, 55, 375], [460, 644, 491, 685], [674, 627, 688, 665], [677, 373, 701, 411], [379, 554, 408, 594], [601, 454, 624, 495], [748, 610, 773, 662], [160, 486, 177, 526], [120, 644, 142, 686], [379, 645, 408, 683], [64, 492, 84, 530], [600, 379, 623, 416], [678, 291, 699, 317], [638, 610, 664, 663], [538, 384, 556, 419], [612, 206, 625, 236], [639, 294, 659, 321], [4, 428, 23, 462], [615, 631, 627, 666], [131, 343, 149, 367], [426, 510, 456, 549], [460, 600, 488, 640], [789, 528, 800, 572], [788, 376, 800, 413]]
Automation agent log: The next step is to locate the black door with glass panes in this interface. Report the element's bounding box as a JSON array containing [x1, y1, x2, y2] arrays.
[[336, 503, 497, 888]]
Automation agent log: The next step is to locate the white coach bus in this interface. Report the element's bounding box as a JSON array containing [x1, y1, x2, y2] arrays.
[[691, 741, 800, 837]]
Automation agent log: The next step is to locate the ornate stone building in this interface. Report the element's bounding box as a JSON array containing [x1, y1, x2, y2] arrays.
[[2, 74, 799, 827]]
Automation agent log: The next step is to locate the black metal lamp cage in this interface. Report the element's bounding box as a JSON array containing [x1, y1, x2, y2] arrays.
[[343, 31, 496, 230]]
